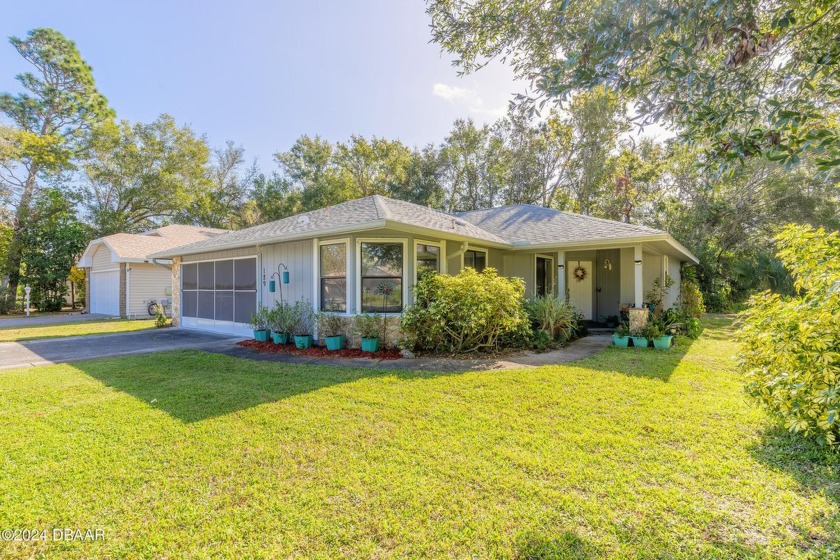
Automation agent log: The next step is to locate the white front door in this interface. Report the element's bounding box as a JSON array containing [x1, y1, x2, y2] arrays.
[[567, 260, 593, 320], [90, 270, 120, 316]]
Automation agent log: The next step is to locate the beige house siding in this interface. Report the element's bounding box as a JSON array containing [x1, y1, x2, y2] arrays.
[[502, 253, 534, 294], [119, 263, 127, 317], [127, 263, 172, 317], [171, 257, 181, 327], [92, 244, 117, 271], [619, 247, 635, 306]]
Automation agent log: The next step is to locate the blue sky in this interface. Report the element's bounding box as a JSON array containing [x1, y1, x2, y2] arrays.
[[0, 0, 525, 168]]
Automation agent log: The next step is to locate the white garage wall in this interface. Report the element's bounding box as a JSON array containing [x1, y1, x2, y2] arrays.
[[128, 263, 172, 317], [92, 244, 117, 271]]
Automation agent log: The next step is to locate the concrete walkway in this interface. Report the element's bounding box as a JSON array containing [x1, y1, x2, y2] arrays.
[[0, 329, 239, 370], [213, 334, 613, 372], [0, 313, 112, 328]]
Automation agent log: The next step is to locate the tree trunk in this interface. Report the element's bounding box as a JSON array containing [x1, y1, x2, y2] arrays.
[[4, 167, 38, 311]]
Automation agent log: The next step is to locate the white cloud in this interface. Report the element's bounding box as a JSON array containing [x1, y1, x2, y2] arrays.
[[432, 83, 507, 119]]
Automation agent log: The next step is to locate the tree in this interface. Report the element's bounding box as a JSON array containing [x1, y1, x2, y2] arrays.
[[81, 115, 211, 235], [0, 28, 112, 309], [391, 145, 446, 208], [274, 135, 353, 212], [333, 135, 412, 198], [19, 189, 89, 312], [177, 141, 257, 229], [439, 119, 494, 211], [427, 0, 840, 170]]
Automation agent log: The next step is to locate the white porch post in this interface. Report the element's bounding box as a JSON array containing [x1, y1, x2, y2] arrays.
[[557, 250, 566, 299], [634, 244, 644, 308]]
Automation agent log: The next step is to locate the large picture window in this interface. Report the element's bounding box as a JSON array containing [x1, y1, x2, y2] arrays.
[[320, 242, 347, 312], [360, 241, 403, 313], [464, 249, 487, 272], [181, 257, 257, 324]]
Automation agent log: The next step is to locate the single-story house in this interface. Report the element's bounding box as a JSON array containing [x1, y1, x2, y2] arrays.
[[77, 225, 226, 317], [151, 195, 698, 337]]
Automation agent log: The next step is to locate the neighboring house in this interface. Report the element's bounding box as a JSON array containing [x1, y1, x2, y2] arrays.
[[77, 225, 227, 317], [151, 196, 698, 337]]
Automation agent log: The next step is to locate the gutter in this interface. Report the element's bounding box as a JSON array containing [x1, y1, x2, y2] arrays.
[[151, 258, 173, 270]]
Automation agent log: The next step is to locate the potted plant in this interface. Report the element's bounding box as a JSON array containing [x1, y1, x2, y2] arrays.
[[630, 325, 649, 349], [249, 306, 271, 342], [612, 323, 631, 348], [318, 312, 347, 351], [269, 302, 294, 345], [648, 320, 673, 350], [604, 314, 619, 328], [291, 300, 315, 349], [355, 312, 382, 352]]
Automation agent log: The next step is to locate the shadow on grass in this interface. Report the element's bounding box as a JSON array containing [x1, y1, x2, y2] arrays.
[[573, 336, 696, 381], [516, 531, 602, 559], [74, 349, 459, 423]]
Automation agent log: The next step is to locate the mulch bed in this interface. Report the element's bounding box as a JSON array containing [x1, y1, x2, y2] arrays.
[[237, 339, 402, 360]]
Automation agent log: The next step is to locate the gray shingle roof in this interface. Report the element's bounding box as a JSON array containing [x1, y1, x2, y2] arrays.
[[456, 205, 665, 245], [151, 196, 680, 259], [78, 225, 228, 265], [152, 196, 508, 258]]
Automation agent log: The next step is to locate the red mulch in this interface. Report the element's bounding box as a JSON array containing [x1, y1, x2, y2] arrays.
[[237, 339, 402, 360]]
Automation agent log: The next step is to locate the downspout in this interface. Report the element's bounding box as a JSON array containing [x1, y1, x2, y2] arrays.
[[449, 242, 468, 260], [126, 265, 131, 320]]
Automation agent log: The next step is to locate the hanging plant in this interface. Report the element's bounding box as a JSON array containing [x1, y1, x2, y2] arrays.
[[573, 263, 588, 282]]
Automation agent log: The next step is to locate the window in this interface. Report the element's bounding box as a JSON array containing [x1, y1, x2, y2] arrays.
[[320, 242, 347, 312], [464, 249, 487, 272], [181, 257, 257, 324], [360, 241, 403, 313], [536, 256, 553, 297], [416, 243, 440, 279]]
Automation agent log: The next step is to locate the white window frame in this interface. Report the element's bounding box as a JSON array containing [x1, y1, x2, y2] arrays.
[[461, 246, 489, 272], [534, 254, 555, 297], [317, 238, 352, 314], [413, 239, 446, 286], [356, 237, 408, 315]]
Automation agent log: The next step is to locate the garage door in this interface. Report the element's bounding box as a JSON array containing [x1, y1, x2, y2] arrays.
[[90, 270, 120, 316], [180, 257, 257, 336]]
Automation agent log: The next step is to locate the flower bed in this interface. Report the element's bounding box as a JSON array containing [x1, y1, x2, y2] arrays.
[[238, 339, 402, 360]]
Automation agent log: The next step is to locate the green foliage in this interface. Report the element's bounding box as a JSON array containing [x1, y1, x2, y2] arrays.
[[427, 0, 840, 171], [82, 115, 211, 235], [154, 304, 169, 328], [249, 306, 271, 331], [267, 302, 296, 334], [643, 320, 666, 340], [317, 312, 348, 338], [679, 267, 706, 319], [614, 323, 630, 337], [739, 224, 840, 446], [645, 274, 675, 314], [19, 190, 89, 312], [526, 295, 578, 345], [401, 267, 529, 354], [354, 312, 384, 340], [288, 299, 315, 336]]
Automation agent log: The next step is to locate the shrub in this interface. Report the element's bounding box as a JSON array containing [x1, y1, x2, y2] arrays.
[[268, 302, 295, 334], [317, 312, 348, 338], [355, 313, 383, 339], [645, 274, 675, 314], [739, 224, 840, 447], [401, 267, 529, 354], [154, 303, 169, 328], [526, 295, 578, 344], [679, 266, 706, 319], [289, 300, 315, 336], [249, 306, 270, 331]]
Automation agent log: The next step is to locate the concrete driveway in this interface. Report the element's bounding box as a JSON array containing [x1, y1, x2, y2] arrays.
[[0, 313, 113, 328], [0, 329, 240, 370]]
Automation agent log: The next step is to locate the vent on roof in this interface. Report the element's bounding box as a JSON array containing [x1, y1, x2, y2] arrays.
[[297, 215, 310, 226]]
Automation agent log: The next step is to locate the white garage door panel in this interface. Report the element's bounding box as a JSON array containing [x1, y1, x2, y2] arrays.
[[91, 270, 120, 316]]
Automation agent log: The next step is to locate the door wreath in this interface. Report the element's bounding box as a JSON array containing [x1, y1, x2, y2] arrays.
[[573, 263, 587, 282]]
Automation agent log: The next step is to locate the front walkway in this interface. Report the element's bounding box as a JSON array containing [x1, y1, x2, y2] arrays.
[[213, 334, 613, 372]]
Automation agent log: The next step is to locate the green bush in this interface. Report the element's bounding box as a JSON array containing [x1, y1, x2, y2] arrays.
[[154, 303, 169, 328], [679, 266, 706, 320], [526, 295, 578, 345], [739, 224, 840, 447], [355, 313, 384, 339], [401, 267, 529, 354]]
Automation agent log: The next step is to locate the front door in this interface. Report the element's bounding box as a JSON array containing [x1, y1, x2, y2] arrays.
[[567, 260, 593, 320]]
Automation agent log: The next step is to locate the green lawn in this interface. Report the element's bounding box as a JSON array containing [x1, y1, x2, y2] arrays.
[[0, 319, 155, 342], [0, 317, 837, 558]]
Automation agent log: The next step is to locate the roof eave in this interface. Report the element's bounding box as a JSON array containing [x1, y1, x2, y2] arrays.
[[382, 220, 510, 249], [507, 233, 700, 263]]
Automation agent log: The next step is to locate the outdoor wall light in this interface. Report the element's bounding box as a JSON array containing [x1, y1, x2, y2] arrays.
[[603, 258, 612, 271], [634, 259, 643, 265], [558, 264, 565, 270]]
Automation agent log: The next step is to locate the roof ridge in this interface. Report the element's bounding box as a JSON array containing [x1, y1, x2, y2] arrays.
[[373, 195, 393, 220]]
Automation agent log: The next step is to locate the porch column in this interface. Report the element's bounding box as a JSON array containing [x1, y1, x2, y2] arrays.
[[634, 244, 644, 308], [556, 250, 566, 299]]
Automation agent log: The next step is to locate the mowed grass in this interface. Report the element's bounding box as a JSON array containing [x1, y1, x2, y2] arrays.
[[0, 317, 837, 558], [0, 319, 155, 342]]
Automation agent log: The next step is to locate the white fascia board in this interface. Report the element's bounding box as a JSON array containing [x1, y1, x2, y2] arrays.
[[508, 234, 699, 264], [382, 221, 510, 249]]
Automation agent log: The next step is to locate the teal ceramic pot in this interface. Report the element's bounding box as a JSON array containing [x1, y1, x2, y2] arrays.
[[254, 329, 270, 342], [294, 335, 313, 349], [272, 332, 289, 345], [325, 335, 344, 351], [360, 337, 380, 352], [630, 336, 649, 348], [653, 335, 673, 350], [613, 334, 630, 348]]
